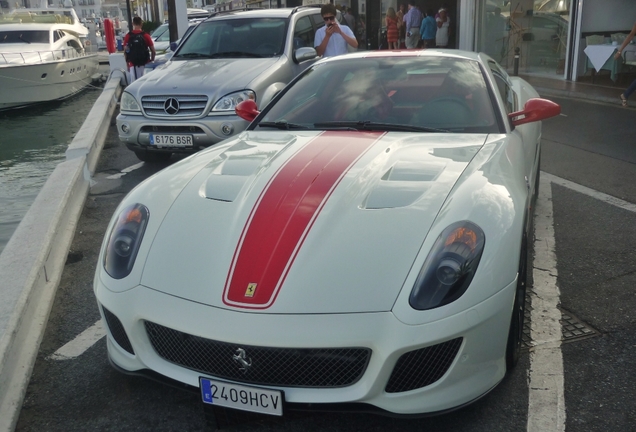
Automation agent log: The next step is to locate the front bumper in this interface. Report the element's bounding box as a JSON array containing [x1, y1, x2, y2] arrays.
[[95, 276, 516, 415], [116, 113, 250, 153]]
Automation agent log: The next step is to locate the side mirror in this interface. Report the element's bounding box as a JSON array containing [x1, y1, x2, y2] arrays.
[[508, 98, 560, 127], [170, 42, 178, 51], [236, 99, 260, 122], [293, 47, 318, 64]]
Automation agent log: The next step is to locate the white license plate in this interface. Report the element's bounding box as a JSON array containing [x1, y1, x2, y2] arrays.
[[149, 134, 193, 147], [200, 377, 283, 416]]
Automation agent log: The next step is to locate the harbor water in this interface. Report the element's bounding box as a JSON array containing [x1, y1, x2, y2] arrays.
[[0, 84, 104, 256]]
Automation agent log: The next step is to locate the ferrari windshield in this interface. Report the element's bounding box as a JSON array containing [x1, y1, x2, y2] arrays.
[[175, 18, 288, 58], [257, 56, 500, 133]]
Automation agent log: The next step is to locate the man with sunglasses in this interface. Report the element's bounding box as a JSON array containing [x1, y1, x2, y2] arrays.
[[315, 4, 358, 57]]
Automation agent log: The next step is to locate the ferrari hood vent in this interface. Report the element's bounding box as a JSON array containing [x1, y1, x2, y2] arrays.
[[364, 160, 446, 209], [202, 133, 298, 202]]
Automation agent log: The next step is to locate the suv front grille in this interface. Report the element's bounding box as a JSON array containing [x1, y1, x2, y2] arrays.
[[145, 321, 371, 388], [140, 125, 205, 134], [142, 95, 209, 117]]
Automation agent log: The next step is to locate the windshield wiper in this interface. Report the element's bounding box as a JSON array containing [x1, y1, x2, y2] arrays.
[[19, 35, 31, 44], [258, 121, 309, 130], [176, 52, 213, 59], [314, 121, 449, 133], [208, 51, 264, 58]]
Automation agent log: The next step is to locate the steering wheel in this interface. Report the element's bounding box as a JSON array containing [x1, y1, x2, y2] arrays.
[[411, 96, 473, 127]]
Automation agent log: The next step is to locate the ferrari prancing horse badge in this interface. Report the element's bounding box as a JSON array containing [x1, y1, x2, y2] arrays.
[[245, 283, 257, 297]]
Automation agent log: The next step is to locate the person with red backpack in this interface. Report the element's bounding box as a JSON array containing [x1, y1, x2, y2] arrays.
[[123, 16, 156, 84]]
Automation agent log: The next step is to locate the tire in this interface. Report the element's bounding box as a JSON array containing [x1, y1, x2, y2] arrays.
[[134, 149, 172, 163], [532, 150, 541, 205], [506, 231, 528, 370]]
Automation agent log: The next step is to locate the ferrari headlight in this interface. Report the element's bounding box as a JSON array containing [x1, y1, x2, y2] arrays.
[[104, 204, 149, 279], [211, 90, 256, 112], [409, 221, 485, 310], [120, 91, 141, 112]]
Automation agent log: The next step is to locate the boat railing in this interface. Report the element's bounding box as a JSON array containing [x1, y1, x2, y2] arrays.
[[0, 46, 91, 65]]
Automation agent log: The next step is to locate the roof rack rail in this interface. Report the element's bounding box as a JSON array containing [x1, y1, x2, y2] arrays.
[[208, 7, 265, 17], [291, 4, 322, 14]]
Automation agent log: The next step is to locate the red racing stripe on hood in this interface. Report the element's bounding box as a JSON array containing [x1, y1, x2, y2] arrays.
[[223, 131, 384, 309]]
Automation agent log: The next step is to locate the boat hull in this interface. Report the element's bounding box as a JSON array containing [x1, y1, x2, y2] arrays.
[[0, 54, 99, 110]]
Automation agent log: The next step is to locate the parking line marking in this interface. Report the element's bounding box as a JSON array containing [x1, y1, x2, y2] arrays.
[[528, 176, 566, 432], [543, 172, 636, 213], [106, 162, 145, 180], [47, 320, 105, 361]]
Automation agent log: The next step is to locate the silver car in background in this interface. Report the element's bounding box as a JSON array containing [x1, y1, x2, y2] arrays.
[[117, 6, 332, 162]]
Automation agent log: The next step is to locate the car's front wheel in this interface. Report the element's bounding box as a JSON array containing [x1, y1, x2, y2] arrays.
[[506, 231, 528, 370], [134, 149, 172, 163]]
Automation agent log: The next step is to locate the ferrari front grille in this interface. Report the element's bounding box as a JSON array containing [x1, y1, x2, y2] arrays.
[[145, 321, 371, 388], [385, 337, 463, 393], [102, 306, 134, 355]]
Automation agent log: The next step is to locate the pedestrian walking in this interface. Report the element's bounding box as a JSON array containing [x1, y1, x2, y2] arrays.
[[419, 9, 436, 48], [435, 8, 451, 48], [396, 3, 406, 48], [614, 20, 636, 107], [386, 7, 399, 50], [403, 0, 423, 49], [123, 16, 155, 84]]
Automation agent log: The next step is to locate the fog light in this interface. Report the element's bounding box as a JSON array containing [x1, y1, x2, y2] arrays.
[[121, 123, 130, 133], [221, 123, 234, 136]]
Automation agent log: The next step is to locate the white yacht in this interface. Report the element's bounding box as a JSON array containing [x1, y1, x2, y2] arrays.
[[0, 7, 99, 110]]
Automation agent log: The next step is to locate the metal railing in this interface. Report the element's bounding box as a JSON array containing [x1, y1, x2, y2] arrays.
[[0, 47, 90, 65]]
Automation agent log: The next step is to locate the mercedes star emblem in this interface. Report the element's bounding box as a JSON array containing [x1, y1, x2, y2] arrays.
[[164, 97, 180, 115]]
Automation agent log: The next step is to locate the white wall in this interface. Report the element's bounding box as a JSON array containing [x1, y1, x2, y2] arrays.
[[581, 0, 636, 33]]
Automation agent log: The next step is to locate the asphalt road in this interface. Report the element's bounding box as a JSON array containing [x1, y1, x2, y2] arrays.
[[14, 96, 636, 432]]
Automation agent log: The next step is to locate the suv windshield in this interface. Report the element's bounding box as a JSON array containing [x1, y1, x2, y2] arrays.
[[256, 57, 499, 134], [175, 18, 288, 59]]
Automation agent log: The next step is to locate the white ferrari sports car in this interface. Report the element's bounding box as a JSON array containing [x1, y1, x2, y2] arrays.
[[94, 50, 560, 417]]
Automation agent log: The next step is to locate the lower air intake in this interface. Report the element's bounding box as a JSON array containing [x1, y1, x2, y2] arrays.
[[385, 337, 463, 393], [102, 306, 134, 355]]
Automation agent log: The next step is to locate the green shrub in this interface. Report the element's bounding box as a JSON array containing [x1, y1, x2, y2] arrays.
[[142, 21, 161, 33]]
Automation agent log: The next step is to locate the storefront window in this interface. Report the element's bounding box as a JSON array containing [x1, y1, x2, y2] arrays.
[[478, 0, 571, 77]]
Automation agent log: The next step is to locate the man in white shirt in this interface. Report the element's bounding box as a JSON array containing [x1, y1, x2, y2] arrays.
[[315, 4, 358, 57]]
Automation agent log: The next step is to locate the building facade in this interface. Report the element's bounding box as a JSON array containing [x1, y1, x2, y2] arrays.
[[101, 0, 635, 82], [373, 0, 635, 82]]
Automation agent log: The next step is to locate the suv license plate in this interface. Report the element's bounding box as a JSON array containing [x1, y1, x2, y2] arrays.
[[149, 134, 193, 147], [200, 377, 283, 416]]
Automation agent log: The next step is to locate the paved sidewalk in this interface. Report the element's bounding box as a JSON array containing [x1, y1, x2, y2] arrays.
[[520, 73, 636, 108]]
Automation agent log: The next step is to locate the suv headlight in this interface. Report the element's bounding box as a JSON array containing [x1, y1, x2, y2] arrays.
[[409, 221, 485, 310], [104, 204, 149, 279], [120, 91, 141, 112], [211, 90, 256, 112]]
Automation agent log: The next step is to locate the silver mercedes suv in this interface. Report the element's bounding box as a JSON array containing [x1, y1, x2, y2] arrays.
[[116, 6, 335, 162]]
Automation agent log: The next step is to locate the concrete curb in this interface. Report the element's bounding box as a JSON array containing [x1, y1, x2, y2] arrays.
[[66, 70, 124, 172], [0, 70, 125, 432]]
